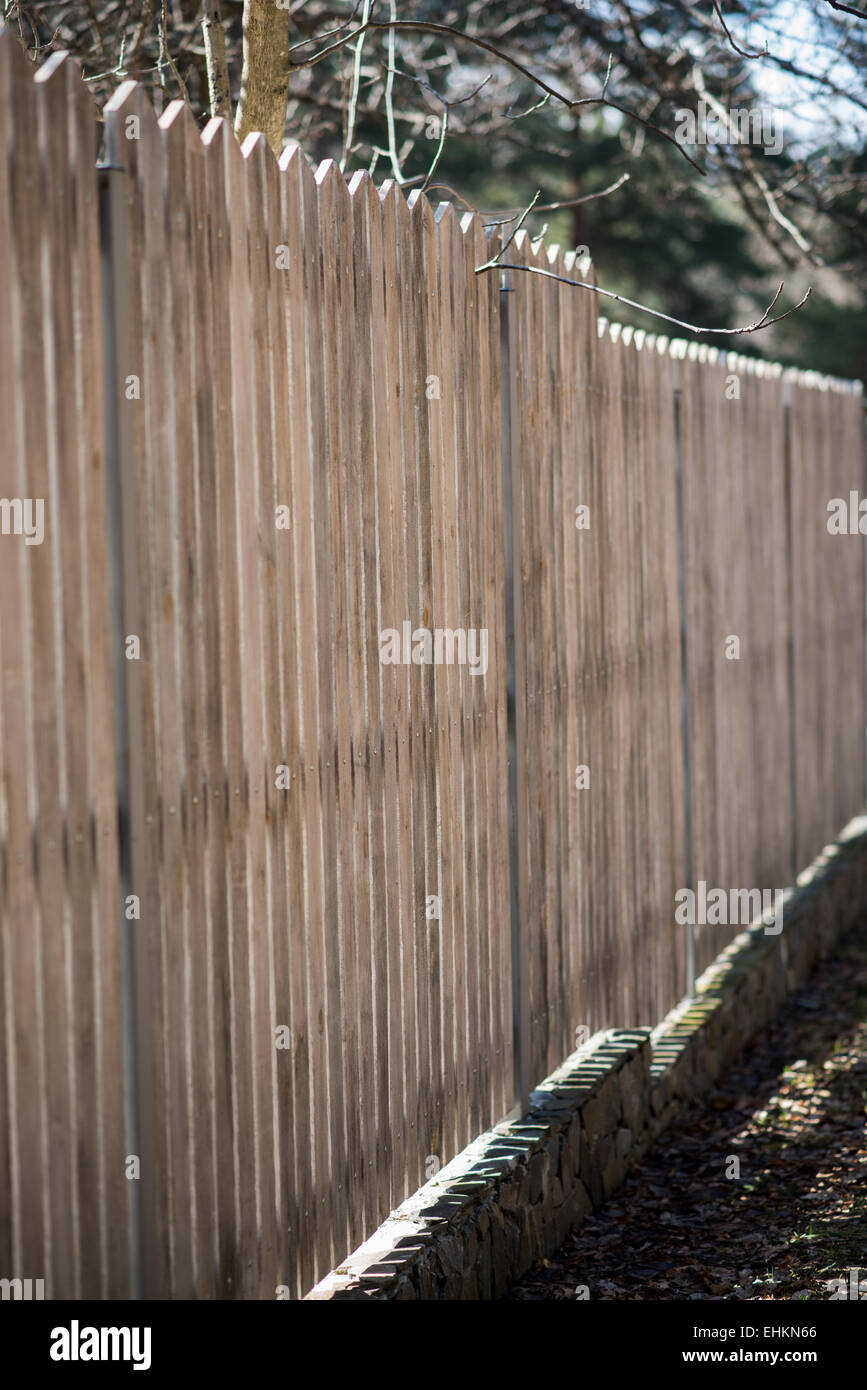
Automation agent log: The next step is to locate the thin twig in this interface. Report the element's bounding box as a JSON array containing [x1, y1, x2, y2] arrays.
[[505, 92, 551, 121], [711, 0, 768, 60], [386, 63, 492, 191], [822, 0, 867, 19], [488, 174, 631, 218], [476, 191, 541, 269], [158, 0, 190, 105], [692, 67, 822, 264], [288, 0, 365, 52], [383, 0, 407, 183], [342, 0, 373, 170], [476, 260, 812, 337], [286, 18, 707, 173]]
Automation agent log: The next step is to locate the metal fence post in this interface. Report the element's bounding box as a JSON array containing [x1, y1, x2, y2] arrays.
[[98, 123, 157, 1300], [782, 377, 799, 879], [672, 364, 696, 998], [498, 259, 531, 1114]]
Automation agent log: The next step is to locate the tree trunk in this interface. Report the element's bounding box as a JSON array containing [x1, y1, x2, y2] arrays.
[[202, 1, 232, 121], [234, 0, 290, 152]]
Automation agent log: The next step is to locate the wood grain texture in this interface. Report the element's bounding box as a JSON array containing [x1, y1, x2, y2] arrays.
[[0, 52, 863, 1300], [0, 36, 129, 1299]]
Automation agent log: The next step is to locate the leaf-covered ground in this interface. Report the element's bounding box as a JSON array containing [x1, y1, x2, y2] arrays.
[[509, 919, 867, 1300]]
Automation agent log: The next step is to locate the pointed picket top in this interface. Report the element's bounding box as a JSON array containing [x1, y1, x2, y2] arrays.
[[347, 166, 373, 200], [633, 328, 646, 351], [40, 51, 102, 214], [200, 114, 240, 201], [379, 175, 408, 279], [33, 47, 76, 91], [378, 176, 401, 207], [201, 113, 231, 149], [525, 227, 549, 271], [355, 166, 385, 223], [433, 199, 462, 265], [619, 324, 634, 347], [240, 129, 264, 158], [460, 210, 490, 312], [379, 177, 405, 233], [159, 96, 200, 145], [35, 45, 99, 138], [460, 204, 488, 250], [100, 75, 139, 133], [240, 129, 273, 164], [314, 156, 346, 202], [285, 138, 318, 215], [609, 321, 623, 344], [241, 129, 281, 269], [390, 170, 413, 260], [33, 49, 74, 147], [274, 140, 309, 263], [350, 170, 383, 288], [575, 300, 861, 393], [279, 139, 314, 181], [210, 110, 245, 185], [240, 127, 278, 204], [408, 184, 437, 238]]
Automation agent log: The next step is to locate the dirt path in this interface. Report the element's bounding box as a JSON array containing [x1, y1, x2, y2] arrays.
[[509, 918, 867, 1301]]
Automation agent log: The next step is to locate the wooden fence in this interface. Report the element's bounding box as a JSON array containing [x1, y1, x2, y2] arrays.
[[0, 34, 864, 1300]]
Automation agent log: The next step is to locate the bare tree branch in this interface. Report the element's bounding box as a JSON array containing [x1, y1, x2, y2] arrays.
[[202, 0, 231, 121], [288, 17, 708, 173], [822, 0, 867, 20], [477, 258, 812, 337], [158, 0, 189, 105], [711, 0, 768, 61]]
